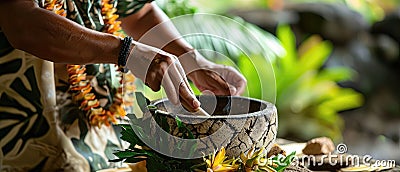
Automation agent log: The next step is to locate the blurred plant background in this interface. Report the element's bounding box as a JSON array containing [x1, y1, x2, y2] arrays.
[[139, 0, 400, 161]]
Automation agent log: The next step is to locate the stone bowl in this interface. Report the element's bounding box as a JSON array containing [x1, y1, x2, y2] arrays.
[[144, 95, 277, 158]]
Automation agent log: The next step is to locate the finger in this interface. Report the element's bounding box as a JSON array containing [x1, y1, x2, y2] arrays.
[[234, 79, 246, 96], [228, 84, 237, 96], [206, 71, 231, 95], [174, 58, 195, 95], [146, 55, 170, 92], [179, 82, 200, 112], [161, 57, 192, 106], [229, 69, 247, 95], [201, 90, 214, 95], [193, 76, 227, 95], [161, 70, 179, 105], [145, 71, 161, 91], [220, 66, 247, 96], [169, 61, 200, 110]]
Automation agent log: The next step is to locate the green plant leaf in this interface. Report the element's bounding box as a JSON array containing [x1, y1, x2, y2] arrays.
[[119, 124, 145, 148], [318, 67, 354, 82], [276, 24, 297, 71], [272, 151, 296, 172], [125, 157, 148, 164], [238, 54, 261, 99], [175, 116, 195, 139], [298, 40, 332, 74], [319, 89, 364, 112], [135, 92, 150, 113]]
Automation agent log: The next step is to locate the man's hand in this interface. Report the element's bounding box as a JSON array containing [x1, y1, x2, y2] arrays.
[[179, 50, 247, 96], [126, 41, 201, 111]]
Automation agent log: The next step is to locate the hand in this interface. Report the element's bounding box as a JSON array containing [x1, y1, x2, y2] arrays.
[[125, 41, 200, 111], [179, 50, 247, 96]]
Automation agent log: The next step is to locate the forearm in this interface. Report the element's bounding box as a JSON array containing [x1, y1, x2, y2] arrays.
[[0, 0, 121, 64], [120, 2, 194, 57]]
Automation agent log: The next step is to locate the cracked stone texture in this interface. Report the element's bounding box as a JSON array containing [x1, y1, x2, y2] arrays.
[[147, 96, 277, 157]]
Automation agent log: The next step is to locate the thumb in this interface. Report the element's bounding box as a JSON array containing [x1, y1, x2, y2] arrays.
[[228, 84, 238, 96]]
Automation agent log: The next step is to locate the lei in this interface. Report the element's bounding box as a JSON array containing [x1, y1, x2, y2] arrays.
[[44, 0, 135, 127]]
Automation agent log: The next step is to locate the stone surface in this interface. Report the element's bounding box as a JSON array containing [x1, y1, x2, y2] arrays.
[[302, 137, 335, 155], [145, 95, 277, 158]]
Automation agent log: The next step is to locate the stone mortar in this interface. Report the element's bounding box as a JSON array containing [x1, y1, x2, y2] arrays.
[[146, 95, 278, 158]]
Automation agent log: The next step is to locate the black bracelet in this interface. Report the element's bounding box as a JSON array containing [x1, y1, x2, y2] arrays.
[[118, 36, 133, 71]]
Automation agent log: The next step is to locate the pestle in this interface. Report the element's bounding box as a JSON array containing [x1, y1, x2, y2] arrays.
[[180, 98, 211, 117], [192, 107, 211, 117]]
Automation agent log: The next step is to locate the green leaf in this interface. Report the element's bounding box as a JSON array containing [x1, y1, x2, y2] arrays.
[[276, 24, 297, 71], [175, 116, 184, 128], [238, 54, 262, 99], [175, 116, 195, 139], [318, 67, 354, 82], [319, 89, 364, 112], [125, 157, 147, 164], [298, 40, 332, 73], [153, 111, 170, 133], [273, 151, 296, 172], [119, 124, 145, 147], [113, 149, 137, 159], [135, 92, 150, 113]]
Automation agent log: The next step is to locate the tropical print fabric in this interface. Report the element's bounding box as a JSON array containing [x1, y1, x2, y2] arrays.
[[0, 49, 89, 171], [0, 0, 152, 171]]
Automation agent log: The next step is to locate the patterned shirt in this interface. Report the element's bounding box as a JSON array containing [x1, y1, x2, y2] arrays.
[[0, 0, 152, 171]]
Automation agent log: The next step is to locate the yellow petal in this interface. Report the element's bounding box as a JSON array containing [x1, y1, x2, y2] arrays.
[[213, 166, 236, 172], [206, 159, 212, 168], [213, 147, 226, 166], [240, 152, 247, 162], [254, 147, 265, 157], [247, 146, 255, 159], [211, 150, 216, 164]]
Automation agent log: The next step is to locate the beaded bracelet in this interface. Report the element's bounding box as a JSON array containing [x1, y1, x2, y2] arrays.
[[118, 36, 133, 71]]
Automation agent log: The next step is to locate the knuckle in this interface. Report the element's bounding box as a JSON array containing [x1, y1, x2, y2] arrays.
[[164, 56, 174, 64], [153, 85, 161, 92]]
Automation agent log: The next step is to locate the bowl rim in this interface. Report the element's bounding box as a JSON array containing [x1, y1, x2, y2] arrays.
[[151, 95, 277, 119]]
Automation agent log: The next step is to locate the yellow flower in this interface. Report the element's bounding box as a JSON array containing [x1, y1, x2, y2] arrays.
[[240, 146, 277, 172], [204, 147, 238, 172]]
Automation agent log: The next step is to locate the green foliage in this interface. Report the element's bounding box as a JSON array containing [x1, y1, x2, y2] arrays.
[[112, 121, 202, 172], [343, 0, 385, 23], [271, 25, 363, 141], [151, 0, 364, 142], [271, 151, 296, 172], [156, 0, 197, 17], [139, 14, 283, 101], [112, 92, 201, 171], [175, 116, 195, 139], [220, 24, 362, 141], [114, 93, 299, 171], [169, 12, 363, 140]]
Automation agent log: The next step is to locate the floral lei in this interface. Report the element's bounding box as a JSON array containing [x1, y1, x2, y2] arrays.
[[44, 0, 135, 127]]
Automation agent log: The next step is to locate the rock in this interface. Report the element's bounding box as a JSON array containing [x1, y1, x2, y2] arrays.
[[302, 137, 335, 155], [284, 164, 312, 172], [267, 143, 286, 158]]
